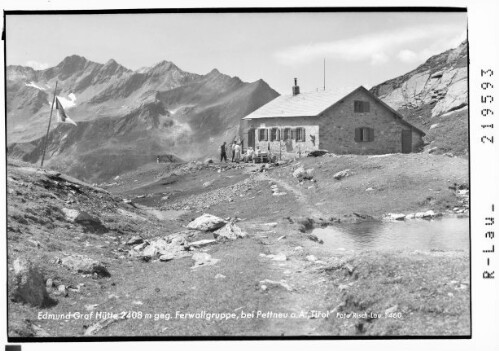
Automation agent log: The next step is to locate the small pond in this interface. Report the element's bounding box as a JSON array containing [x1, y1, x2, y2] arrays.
[[312, 217, 469, 251]]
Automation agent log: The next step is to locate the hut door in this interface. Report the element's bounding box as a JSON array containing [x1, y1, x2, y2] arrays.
[[401, 130, 412, 153], [248, 128, 255, 149]]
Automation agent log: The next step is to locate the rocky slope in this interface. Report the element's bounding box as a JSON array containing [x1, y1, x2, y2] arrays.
[[371, 41, 468, 155], [7, 56, 279, 182]]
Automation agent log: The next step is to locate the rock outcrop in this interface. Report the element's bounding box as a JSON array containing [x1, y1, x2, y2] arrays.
[[213, 222, 247, 240], [372, 41, 467, 121], [186, 214, 227, 232], [9, 257, 55, 307], [371, 41, 468, 156]]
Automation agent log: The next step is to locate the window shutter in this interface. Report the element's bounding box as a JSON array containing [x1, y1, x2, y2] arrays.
[[295, 128, 299, 141], [368, 128, 374, 142], [354, 127, 361, 142], [276, 128, 280, 141], [265, 129, 269, 141]]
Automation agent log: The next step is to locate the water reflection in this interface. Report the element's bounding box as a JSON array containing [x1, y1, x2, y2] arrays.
[[313, 217, 469, 251]]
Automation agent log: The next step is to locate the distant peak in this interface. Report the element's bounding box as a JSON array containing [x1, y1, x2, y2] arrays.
[[105, 58, 117, 65], [209, 68, 220, 75], [153, 60, 177, 69], [59, 55, 88, 65]]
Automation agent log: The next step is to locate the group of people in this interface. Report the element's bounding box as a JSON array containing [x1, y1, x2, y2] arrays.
[[220, 141, 261, 163]]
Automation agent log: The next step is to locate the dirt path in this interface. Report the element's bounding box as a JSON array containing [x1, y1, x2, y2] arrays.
[[261, 172, 326, 219]]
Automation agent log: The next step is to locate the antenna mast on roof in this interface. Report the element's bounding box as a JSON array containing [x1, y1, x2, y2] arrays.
[[323, 58, 326, 91]]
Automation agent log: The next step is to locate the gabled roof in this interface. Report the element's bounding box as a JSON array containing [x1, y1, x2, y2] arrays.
[[242, 85, 425, 136], [242, 89, 347, 119]]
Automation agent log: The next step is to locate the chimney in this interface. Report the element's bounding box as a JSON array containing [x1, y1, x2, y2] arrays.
[[292, 78, 300, 96]]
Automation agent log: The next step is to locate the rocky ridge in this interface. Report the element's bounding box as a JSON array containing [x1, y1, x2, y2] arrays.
[[7, 56, 279, 182]]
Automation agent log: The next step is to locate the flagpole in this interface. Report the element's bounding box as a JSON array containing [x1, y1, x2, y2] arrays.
[[40, 81, 58, 168]]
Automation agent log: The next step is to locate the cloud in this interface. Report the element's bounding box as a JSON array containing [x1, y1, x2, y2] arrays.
[[397, 49, 418, 63], [25, 60, 50, 70], [273, 24, 465, 66], [397, 29, 467, 65]]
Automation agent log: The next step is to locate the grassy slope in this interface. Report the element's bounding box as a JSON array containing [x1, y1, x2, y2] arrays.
[[269, 153, 468, 218], [425, 107, 469, 156], [7, 153, 470, 337]]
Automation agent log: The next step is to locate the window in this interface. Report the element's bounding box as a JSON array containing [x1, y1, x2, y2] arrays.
[[295, 127, 306, 142], [283, 128, 291, 141], [270, 128, 280, 141], [354, 100, 370, 113], [258, 128, 268, 141], [354, 127, 374, 142]]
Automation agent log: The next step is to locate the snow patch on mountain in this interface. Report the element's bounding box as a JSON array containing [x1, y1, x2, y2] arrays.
[[168, 105, 194, 115], [25, 82, 46, 91]]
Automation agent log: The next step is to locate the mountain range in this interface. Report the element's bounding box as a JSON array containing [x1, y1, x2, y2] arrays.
[[6, 41, 468, 182], [6, 56, 278, 181]]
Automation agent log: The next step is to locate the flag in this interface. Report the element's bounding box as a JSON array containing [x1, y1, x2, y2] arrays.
[[55, 97, 77, 126]]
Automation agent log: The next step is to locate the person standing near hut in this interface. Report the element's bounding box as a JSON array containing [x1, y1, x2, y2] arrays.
[[234, 142, 241, 163], [220, 141, 228, 163], [231, 141, 236, 162]]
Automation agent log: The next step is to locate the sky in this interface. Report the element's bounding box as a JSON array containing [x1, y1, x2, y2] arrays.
[[6, 12, 467, 94]]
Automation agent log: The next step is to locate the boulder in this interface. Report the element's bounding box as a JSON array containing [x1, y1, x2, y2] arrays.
[[159, 253, 175, 262], [267, 253, 287, 261], [62, 208, 107, 233], [304, 168, 314, 179], [307, 234, 324, 244], [213, 222, 247, 240], [191, 252, 220, 269], [204, 158, 214, 164], [292, 167, 306, 179], [60, 255, 111, 277], [187, 214, 227, 232], [10, 257, 54, 307], [131, 234, 191, 261], [139, 236, 190, 260], [186, 239, 217, 248], [333, 169, 351, 180], [422, 210, 435, 218], [126, 236, 143, 246], [259, 279, 292, 291], [387, 213, 406, 221]]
